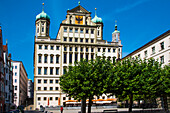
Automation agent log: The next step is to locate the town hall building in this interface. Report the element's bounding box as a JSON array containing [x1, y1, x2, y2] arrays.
[[34, 2, 122, 109]]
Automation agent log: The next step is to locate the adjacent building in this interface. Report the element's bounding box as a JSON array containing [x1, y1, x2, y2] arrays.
[[12, 61, 28, 106], [0, 26, 14, 112], [28, 79, 34, 99], [27, 79, 34, 106], [123, 30, 170, 66], [0, 26, 5, 112], [3, 43, 13, 112], [123, 30, 170, 109], [34, 3, 122, 109]]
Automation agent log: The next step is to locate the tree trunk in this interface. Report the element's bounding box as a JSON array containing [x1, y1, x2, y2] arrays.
[[88, 96, 92, 113], [81, 98, 86, 113], [163, 95, 168, 112], [129, 94, 133, 113], [125, 100, 128, 108], [138, 100, 140, 108]]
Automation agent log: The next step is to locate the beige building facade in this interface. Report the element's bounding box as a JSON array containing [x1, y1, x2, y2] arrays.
[[12, 61, 28, 106], [34, 3, 122, 109], [123, 30, 170, 66]]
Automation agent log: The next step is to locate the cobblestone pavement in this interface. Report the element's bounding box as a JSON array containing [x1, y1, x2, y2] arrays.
[[46, 108, 144, 113]]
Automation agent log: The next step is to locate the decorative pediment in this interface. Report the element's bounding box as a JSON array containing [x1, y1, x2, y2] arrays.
[[67, 5, 91, 14]]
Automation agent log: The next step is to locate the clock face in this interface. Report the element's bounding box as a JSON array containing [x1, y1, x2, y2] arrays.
[[75, 16, 83, 25]]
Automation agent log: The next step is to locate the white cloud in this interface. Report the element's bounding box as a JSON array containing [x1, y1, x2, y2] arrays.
[[115, 0, 149, 13]]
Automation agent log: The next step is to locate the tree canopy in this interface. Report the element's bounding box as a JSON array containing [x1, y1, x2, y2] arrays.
[[60, 56, 170, 113], [60, 56, 113, 113]]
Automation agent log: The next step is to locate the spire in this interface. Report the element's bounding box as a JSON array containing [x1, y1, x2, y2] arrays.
[[42, 3, 44, 12], [115, 20, 117, 30], [78, 1, 80, 6], [95, 8, 97, 16]]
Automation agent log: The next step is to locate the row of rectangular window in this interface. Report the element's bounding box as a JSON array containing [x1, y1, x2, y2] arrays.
[[39, 45, 60, 50], [37, 87, 59, 91], [144, 45, 162, 58], [63, 37, 94, 43], [63, 53, 94, 64], [138, 42, 165, 63], [64, 27, 94, 34], [63, 54, 116, 65], [12, 66, 17, 69], [39, 45, 116, 53], [38, 55, 60, 64], [38, 79, 59, 84], [38, 67, 59, 75], [64, 47, 94, 52], [38, 97, 67, 101], [98, 48, 116, 53]]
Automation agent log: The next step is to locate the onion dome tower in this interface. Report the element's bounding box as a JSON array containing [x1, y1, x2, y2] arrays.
[[92, 8, 103, 23], [92, 8, 103, 40], [35, 3, 50, 37], [112, 21, 122, 59], [112, 21, 120, 43]]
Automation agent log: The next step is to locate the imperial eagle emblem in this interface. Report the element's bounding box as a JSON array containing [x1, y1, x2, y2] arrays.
[[76, 16, 83, 24]]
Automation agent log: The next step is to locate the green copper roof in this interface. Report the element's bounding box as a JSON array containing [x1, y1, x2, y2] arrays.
[[112, 30, 120, 34], [92, 8, 103, 23], [112, 24, 120, 34], [92, 15, 103, 23], [36, 10, 50, 21]]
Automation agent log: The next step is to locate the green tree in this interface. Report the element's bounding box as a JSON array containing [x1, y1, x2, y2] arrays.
[[106, 58, 142, 112], [140, 59, 170, 112], [60, 56, 113, 113], [106, 57, 169, 112], [157, 65, 170, 112]]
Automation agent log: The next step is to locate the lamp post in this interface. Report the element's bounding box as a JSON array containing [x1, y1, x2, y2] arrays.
[[1, 103, 2, 113]]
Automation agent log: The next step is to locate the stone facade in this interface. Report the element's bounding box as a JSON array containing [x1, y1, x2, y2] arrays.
[[34, 3, 122, 109], [12, 61, 28, 107]]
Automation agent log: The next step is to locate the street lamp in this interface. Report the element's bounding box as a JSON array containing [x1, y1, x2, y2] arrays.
[[1, 103, 2, 112]]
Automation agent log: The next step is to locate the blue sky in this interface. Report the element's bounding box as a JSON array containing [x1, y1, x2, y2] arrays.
[[0, 0, 170, 81]]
